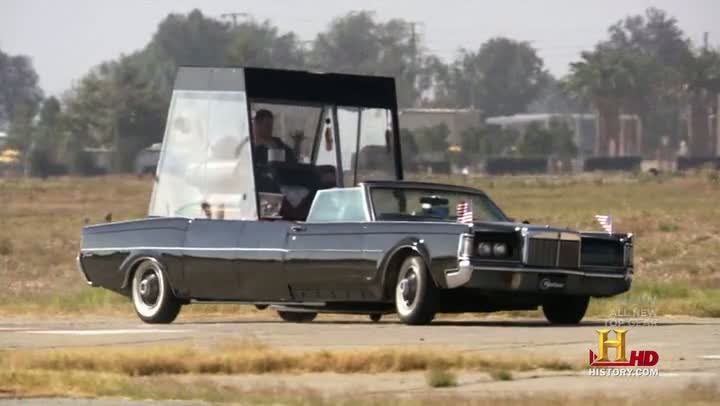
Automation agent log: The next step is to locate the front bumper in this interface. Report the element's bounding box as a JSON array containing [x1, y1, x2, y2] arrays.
[[444, 259, 632, 297]]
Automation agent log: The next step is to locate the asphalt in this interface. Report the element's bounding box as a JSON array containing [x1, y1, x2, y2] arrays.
[[1, 315, 719, 403]]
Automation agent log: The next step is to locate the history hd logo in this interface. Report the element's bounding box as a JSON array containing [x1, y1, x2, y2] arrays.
[[588, 329, 660, 377]]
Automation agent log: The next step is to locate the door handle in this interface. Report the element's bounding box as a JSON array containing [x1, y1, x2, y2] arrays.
[[291, 224, 306, 232]]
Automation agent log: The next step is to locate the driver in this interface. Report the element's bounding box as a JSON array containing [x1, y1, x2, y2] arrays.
[[252, 109, 297, 165]]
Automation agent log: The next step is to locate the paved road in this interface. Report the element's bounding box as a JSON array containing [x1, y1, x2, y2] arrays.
[[1, 315, 719, 402]]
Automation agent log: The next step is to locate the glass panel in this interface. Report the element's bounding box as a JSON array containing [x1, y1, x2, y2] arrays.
[[149, 90, 256, 220], [370, 188, 507, 222], [335, 107, 396, 185], [336, 107, 359, 177], [306, 188, 368, 222], [355, 108, 395, 183]]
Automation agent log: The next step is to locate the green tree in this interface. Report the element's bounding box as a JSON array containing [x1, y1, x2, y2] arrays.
[[566, 47, 656, 156], [516, 120, 577, 158], [413, 123, 450, 154], [459, 125, 518, 157], [599, 7, 693, 154], [0, 50, 43, 127], [311, 11, 426, 107], [432, 38, 547, 116], [682, 48, 720, 156]]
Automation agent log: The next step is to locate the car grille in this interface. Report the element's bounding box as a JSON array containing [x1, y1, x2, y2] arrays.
[[525, 232, 580, 269]]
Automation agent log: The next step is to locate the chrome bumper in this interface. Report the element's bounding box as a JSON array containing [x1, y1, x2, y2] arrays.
[[444, 260, 632, 290]]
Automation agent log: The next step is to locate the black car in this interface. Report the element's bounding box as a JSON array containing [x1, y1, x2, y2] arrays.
[[77, 67, 633, 325]]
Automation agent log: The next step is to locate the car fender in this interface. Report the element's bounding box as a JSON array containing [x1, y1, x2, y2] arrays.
[[378, 237, 441, 298], [119, 251, 167, 290]]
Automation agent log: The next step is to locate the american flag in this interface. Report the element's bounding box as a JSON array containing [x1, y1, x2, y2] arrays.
[[456, 200, 474, 224], [595, 214, 613, 234]]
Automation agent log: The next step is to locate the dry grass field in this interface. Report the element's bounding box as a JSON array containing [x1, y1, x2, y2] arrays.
[[0, 172, 719, 316]]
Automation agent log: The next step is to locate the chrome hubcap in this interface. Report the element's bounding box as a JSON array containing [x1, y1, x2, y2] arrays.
[[138, 271, 160, 306], [399, 271, 418, 305]]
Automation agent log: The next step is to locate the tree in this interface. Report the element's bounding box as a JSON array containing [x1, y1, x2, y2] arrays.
[[458, 125, 518, 157], [566, 47, 656, 156], [412, 123, 450, 154], [682, 48, 720, 156], [311, 11, 426, 107], [516, 120, 577, 158], [432, 38, 547, 116], [0, 50, 43, 128], [599, 8, 693, 154]]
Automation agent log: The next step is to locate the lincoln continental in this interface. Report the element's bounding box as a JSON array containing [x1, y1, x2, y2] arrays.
[[77, 67, 633, 325]]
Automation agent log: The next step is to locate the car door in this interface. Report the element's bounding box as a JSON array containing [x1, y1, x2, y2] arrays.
[[285, 222, 376, 301], [183, 219, 291, 301]]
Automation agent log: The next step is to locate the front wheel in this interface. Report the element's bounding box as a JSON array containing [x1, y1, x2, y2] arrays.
[[542, 295, 590, 325], [131, 259, 182, 324], [277, 310, 317, 323], [394, 255, 437, 325]]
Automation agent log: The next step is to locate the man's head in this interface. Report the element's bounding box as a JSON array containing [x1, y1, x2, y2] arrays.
[[253, 109, 274, 143]]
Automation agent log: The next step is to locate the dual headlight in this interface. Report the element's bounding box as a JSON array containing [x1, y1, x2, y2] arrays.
[[477, 242, 509, 257]]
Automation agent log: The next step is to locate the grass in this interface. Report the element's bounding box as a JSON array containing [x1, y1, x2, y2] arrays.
[[1, 172, 719, 316], [0, 369, 718, 405], [490, 370, 513, 381], [0, 341, 579, 376], [425, 367, 458, 387]]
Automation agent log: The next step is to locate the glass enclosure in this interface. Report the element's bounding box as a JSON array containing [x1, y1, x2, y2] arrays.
[[370, 187, 508, 222], [148, 67, 402, 222], [149, 90, 256, 220]]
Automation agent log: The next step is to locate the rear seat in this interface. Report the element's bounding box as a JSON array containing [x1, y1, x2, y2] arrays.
[[261, 163, 337, 221]]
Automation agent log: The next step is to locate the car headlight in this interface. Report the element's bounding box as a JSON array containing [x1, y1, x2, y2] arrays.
[[492, 242, 508, 257], [477, 242, 493, 256]]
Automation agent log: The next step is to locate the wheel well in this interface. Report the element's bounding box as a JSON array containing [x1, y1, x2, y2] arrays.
[[382, 248, 419, 300]]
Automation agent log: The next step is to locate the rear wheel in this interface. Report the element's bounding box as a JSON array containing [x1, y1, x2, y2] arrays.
[[277, 310, 317, 323], [369, 313, 382, 322], [394, 255, 437, 325], [131, 259, 182, 324], [542, 295, 589, 325]]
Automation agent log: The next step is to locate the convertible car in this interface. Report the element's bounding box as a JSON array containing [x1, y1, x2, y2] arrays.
[[77, 67, 634, 325]]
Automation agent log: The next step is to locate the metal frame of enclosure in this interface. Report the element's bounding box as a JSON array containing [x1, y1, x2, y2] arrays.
[[149, 67, 403, 221]]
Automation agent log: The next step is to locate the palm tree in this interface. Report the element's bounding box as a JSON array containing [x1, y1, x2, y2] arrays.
[[682, 49, 720, 157], [566, 47, 654, 156]]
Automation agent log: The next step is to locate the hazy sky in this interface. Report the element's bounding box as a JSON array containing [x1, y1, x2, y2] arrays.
[[2, 0, 718, 96]]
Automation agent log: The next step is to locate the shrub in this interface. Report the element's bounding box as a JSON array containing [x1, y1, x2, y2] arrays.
[[425, 367, 458, 388]]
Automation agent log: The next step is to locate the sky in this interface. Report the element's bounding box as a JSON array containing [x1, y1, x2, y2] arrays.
[[1, 0, 718, 96]]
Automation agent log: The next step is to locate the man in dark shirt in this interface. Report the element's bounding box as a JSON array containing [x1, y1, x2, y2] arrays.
[[252, 109, 296, 165]]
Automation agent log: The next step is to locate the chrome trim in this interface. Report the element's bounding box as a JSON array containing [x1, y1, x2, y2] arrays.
[[81, 246, 289, 253], [522, 230, 582, 268], [530, 231, 559, 240], [75, 255, 95, 286], [443, 264, 627, 288], [457, 232, 473, 259], [445, 259, 472, 288], [560, 232, 582, 241], [191, 300, 326, 306]]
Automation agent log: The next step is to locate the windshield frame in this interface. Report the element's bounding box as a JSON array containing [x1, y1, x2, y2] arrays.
[[365, 183, 510, 223]]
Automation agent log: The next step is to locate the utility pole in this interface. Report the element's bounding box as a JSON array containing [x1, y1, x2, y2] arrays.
[[408, 21, 423, 107], [703, 32, 709, 50], [221, 12, 250, 28]]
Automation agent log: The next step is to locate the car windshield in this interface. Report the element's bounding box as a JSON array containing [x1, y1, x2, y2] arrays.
[[370, 187, 508, 222]]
